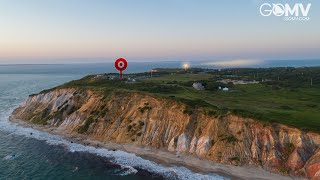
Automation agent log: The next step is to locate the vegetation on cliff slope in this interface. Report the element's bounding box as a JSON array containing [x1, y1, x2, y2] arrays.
[[41, 67, 320, 132]]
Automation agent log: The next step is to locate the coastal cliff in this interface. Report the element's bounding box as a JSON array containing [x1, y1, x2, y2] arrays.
[[11, 88, 320, 179]]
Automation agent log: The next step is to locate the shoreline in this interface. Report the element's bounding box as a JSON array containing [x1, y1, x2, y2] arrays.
[[10, 117, 303, 180]]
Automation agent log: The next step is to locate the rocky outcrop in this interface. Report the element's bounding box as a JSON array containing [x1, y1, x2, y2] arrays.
[[11, 88, 320, 179]]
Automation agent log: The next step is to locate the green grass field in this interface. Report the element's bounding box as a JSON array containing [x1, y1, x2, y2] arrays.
[[56, 69, 320, 132], [144, 74, 213, 83], [142, 74, 320, 131]]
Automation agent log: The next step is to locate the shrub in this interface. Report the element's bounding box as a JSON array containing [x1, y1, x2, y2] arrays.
[[280, 105, 293, 110], [229, 156, 240, 162], [283, 143, 295, 160], [78, 116, 96, 134], [127, 125, 133, 132], [138, 121, 145, 126], [139, 106, 152, 113], [220, 134, 238, 143]]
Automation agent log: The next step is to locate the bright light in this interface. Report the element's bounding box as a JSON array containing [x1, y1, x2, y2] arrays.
[[182, 63, 190, 70]]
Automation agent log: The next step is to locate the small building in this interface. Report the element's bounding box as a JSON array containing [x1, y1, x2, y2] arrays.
[[222, 87, 229, 91], [193, 82, 205, 90], [94, 74, 110, 80], [217, 79, 259, 85], [126, 77, 136, 83]]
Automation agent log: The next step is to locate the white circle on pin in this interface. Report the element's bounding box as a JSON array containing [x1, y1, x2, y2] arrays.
[[118, 62, 124, 68]]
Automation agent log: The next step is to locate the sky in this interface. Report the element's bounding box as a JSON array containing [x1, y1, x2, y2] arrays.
[[0, 0, 319, 64]]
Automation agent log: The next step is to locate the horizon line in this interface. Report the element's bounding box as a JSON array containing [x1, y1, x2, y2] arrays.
[[0, 58, 320, 66]]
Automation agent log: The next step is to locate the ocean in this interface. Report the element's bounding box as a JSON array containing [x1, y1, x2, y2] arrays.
[[0, 62, 230, 180], [0, 60, 319, 179]]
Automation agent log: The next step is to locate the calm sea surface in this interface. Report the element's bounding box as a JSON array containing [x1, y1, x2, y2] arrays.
[[0, 62, 230, 180]]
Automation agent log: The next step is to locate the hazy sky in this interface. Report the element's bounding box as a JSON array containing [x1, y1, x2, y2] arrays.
[[0, 0, 319, 64]]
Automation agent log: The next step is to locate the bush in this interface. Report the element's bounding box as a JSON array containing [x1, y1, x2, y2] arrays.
[[138, 121, 145, 126], [139, 106, 152, 113], [78, 116, 96, 134], [229, 156, 240, 162], [220, 134, 238, 143], [280, 105, 293, 110], [127, 125, 133, 132]]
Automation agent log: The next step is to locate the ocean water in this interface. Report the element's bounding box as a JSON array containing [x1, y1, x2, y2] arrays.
[[0, 60, 318, 179], [0, 63, 227, 180]]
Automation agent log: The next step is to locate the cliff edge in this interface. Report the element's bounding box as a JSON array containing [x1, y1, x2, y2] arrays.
[[10, 88, 320, 179]]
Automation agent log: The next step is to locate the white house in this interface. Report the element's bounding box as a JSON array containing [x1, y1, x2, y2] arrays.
[[222, 87, 229, 91], [127, 77, 136, 83], [193, 82, 205, 90]]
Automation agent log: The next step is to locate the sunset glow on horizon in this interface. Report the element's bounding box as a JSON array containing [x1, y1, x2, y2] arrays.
[[0, 0, 319, 64]]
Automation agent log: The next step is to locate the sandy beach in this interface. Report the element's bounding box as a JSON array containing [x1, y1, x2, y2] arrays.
[[10, 117, 304, 180]]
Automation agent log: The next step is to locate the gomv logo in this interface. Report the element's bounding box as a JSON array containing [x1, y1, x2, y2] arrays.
[[260, 3, 311, 17]]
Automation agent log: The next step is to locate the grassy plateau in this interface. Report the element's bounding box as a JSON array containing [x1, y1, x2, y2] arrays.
[[49, 67, 320, 132]]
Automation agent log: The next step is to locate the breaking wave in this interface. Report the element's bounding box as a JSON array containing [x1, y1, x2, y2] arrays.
[[0, 107, 227, 180]]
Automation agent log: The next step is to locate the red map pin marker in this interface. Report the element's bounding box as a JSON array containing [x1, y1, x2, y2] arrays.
[[115, 58, 128, 79]]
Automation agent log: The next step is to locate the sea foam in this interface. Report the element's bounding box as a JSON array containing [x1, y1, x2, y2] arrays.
[[0, 108, 227, 180]]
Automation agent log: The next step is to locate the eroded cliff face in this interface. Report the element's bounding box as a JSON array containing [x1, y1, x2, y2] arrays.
[[11, 88, 320, 179]]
